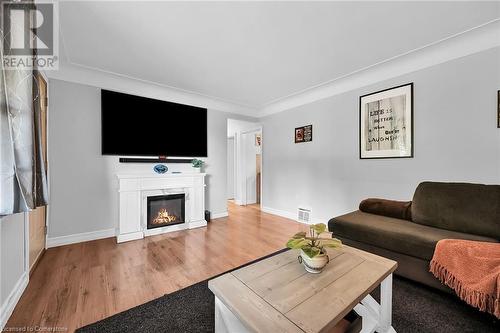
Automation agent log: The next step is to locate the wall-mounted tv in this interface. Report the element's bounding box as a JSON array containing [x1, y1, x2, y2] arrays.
[[101, 90, 207, 157]]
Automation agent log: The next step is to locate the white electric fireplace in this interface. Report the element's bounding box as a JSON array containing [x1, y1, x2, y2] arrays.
[[116, 172, 207, 243]]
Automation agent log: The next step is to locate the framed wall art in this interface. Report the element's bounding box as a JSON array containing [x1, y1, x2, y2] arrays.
[[295, 125, 312, 143], [359, 83, 413, 159], [497, 90, 499, 128], [255, 133, 261, 146]]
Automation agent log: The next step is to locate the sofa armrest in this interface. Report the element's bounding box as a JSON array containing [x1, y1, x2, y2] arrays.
[[359, 198, 412, 221]]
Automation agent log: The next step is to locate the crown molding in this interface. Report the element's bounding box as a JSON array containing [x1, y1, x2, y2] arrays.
[[49, 19, 500, 118], [258, 19, 500, 118], [46, 61, 259, 116]]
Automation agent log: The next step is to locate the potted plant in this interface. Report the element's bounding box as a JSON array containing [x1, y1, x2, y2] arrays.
[[191, 159, 204, 172], [286, 223, 342, 273]]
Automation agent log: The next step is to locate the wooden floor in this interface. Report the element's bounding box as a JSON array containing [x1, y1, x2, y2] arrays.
[[6, 202, 307, 332]]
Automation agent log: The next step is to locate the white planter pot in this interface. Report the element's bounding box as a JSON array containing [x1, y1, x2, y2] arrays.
[[299, 249, 329, 274]]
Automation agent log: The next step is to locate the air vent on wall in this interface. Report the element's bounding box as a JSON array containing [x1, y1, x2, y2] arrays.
[[297, 207, 311, 224]]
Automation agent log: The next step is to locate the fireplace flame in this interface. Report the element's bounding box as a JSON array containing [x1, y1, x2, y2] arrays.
[[153, 208, 177, 224]]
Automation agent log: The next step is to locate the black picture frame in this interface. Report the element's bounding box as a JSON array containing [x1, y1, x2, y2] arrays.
[[359, 83, 414, 159], [295, 125, 313, 143], [497, 90, 500, 128]]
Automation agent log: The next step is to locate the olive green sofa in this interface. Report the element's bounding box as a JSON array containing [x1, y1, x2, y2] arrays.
[[328, 182, 500, 291]]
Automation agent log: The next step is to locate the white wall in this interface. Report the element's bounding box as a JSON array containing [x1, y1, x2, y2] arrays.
[[0, 213, 28, 329], [261, 47, 500, 223], [47, 79, 257, 244], [227, 119, 260, 137]]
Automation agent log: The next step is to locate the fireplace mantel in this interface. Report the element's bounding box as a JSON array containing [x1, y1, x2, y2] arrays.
[[116, 172, 207, 243]]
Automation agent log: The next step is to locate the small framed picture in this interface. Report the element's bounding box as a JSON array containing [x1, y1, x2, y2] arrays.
[[360, 83, 413, 159], [295, 125, 312, 143], [497, 90, 499, 128], [255, 133, 261, 146]]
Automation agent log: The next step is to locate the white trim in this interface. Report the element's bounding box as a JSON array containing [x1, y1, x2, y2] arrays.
[[116, 231, 143, 243], [23, 213, 29, 274], [0, 272, 28, 331], [212, 211, 229, 219], [46, 62, 257, 117], [46, 228, 116, 248], [261, 206, 327, 225], [259, 19, 500, 117], [261, 206, 296, 221]]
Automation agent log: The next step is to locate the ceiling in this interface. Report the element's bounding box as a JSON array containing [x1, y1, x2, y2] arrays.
[[59, 1, 500, 110]]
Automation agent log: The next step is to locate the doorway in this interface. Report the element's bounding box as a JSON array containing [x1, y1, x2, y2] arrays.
[[227, 136, 235, 200], [241, 129, 262, 206], [226, 119, 262, 211], [29, 72, 48, 273]]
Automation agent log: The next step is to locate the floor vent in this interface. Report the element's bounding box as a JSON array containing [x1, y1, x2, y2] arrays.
[[297, 207, 311, 224]]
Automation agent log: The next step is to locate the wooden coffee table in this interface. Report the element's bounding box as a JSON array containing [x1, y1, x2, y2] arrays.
[[208, 246, 398, 333]]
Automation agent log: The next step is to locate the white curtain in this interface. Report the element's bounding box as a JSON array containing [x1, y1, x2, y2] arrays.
[[0, 2, 48, 215], [0, 41, 19, 214]]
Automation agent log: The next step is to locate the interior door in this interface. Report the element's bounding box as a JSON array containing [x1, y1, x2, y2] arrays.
[[242, 131, 257, 205], [29, 72, 48, 272], [227, 137, 235, 199]]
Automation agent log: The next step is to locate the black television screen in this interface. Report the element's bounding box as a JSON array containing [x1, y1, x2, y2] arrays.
[[101, 90, 207, 157]]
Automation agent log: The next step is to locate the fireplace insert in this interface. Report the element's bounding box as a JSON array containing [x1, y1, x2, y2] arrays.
[[147, 193, 185, 229]]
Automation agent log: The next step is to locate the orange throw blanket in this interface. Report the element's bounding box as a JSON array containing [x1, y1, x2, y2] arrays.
[[430, 239, 500, 319]]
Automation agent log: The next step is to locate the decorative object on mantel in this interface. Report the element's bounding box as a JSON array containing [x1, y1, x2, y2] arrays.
[[497, 90, 499, 128], [360, 83, 413, 159], [286, 223, 342, 273], [295, 124, 312, 143], [153, 164, 168, 174], [191, 158, 204, 169]]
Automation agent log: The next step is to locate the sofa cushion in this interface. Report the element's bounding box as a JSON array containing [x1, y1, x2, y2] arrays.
[[411, 182, 500, 239], [328, 210, 498, 261]]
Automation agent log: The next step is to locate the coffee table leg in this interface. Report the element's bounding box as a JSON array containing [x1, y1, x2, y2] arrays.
[[354, 273, 396, 333], [214, 296, 250, 333], [379, 273, 396, 333]]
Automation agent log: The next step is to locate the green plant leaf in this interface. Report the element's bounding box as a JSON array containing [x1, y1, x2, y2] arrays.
[[320, 238, 342, 248], [302, 246, 321, 258], [311, 223, 326, 234], [286, 238, 309, 249], [292, 231, 307, 239]]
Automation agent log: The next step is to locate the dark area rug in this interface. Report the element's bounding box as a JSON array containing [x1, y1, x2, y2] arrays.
[[77, 251, 499, 333]]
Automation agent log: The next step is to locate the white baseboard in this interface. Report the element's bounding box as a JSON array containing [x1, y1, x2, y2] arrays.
[[0, 272, 28, 330], [189, 219, 208, 228], [261, 206, 327, 225], [46, 228, 116, 248], [261, 206, 296, 220], [212, 211, 229, 219], [116, 231, 144, 243]]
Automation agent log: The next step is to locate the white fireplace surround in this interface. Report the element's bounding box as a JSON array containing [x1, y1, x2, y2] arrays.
[[117, 172, 207, 243]]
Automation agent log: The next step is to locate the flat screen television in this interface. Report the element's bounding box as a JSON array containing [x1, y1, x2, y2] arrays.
[[101, 90, 207, 157]]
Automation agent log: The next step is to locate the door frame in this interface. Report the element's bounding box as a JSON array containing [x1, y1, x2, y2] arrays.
[[29, 70, 49, 254], [227, 136, 236, 200], [26, 70, 50, 275], [241, 127, 263, 208], [39, 71, 50, 249]]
